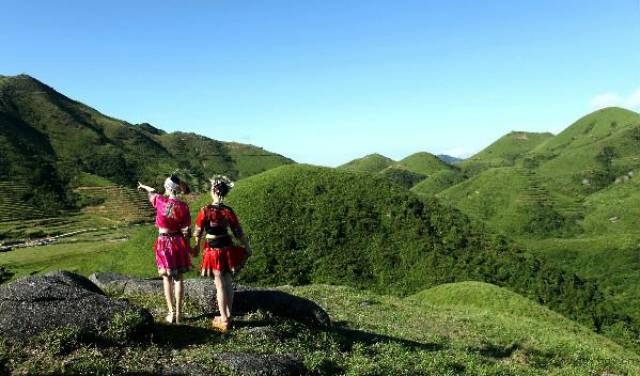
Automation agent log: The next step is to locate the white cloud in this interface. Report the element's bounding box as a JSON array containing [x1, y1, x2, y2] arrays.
[[590, 89, 640, 110]]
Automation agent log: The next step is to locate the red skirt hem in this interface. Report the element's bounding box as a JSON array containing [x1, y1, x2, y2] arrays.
[[200, 246, 246, 274]]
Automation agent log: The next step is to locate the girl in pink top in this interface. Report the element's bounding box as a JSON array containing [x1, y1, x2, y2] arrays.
[[138, 175, 191, 324]]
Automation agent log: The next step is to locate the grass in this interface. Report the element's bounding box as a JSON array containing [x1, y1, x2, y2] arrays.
[[0, 74, 293, 212], [411, 169, 466, 196], [460, 131, 554, 175], [399, 152, 455, 175], [338, 153, 396, 173], [1, 283, 638, 375]]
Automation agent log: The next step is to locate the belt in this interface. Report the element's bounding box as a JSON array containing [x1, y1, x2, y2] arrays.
[[159, 231, 182, 237], [205, 234, 229, 239]]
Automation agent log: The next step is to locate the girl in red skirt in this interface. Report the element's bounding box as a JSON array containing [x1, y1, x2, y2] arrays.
[[138, 176, 191, 324], [192, 175, 252, 332]]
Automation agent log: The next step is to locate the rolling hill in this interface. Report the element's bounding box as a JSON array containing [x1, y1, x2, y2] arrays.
[[399, 151, 456, 175], [436, 107, 640, 238], [0, 74, 293, 218], [459, 131, 554, 175], [214, 164, 637, 338], [339, 151, 459, 189], [338, 153, 395, 173]]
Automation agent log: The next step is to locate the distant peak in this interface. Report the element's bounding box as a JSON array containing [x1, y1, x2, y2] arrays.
[[0, 74, 53, 93]]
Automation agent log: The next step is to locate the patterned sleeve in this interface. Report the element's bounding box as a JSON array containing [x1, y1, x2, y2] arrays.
[[149, 192, 159, 207], [225, 207, 244, 238], [195, 207, 206, 228]]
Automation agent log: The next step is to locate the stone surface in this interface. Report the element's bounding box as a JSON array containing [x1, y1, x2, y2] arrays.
[[0, 271, 152, 340], [234, 286, 331, 328], [89, 272, 331, 328], [216, 352, 305, 376]]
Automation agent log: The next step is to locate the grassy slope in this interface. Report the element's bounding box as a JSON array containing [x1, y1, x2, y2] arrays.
[[0, 74, 293, 215], [338, 153, 396, 173], [377, 165, 427, 189], [430, 107, 640, 346], [437, 108, 640, 237], [399, 151, 455, 175], [460, 131, 554, 174], [411, 169, 466, 196], [2, 282, 638, 375], [531, 107, 640, 197], [339, 151, 456, 190]]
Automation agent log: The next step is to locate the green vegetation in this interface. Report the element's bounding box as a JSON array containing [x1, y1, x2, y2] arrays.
[[399, 151, 455, 175], [339, 151, 459, 190], [411, 169, 466, 196], [377, 165, 426, 189], [1, 283, 638, 375], [338, 153, 395, 173], [437, 167, 581, 237], [0, 74, 293, 220], [211, 164, 635, 339], [460, 131, 554, 175]]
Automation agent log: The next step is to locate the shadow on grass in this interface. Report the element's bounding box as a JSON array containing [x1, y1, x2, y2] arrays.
[[330, 321, 445, 352], [151, 322, 223, 348]]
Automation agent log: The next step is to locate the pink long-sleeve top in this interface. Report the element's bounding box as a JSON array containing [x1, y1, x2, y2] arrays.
[[149, 193, 191, 232]]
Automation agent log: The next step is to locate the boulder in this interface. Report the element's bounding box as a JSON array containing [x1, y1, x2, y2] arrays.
[[216, 352, 305, 376], [89, 272, 331, 328], [0, 271, 152, 340], [234, 286, 331, 328]]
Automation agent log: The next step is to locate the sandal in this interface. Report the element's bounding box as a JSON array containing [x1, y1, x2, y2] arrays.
[[211, 316, 232, 332], [165, 311, 175, 324]]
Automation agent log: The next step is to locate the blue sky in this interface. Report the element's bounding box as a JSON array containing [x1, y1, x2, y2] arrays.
[[2, 1, 639, 166]]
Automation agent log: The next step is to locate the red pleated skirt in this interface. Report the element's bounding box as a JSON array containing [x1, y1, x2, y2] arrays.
[[154, 234, 192, 276], [200, 246, 246, 276]]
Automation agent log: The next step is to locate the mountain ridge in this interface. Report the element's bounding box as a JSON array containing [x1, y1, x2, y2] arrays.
[[0, 74, 294, 216]]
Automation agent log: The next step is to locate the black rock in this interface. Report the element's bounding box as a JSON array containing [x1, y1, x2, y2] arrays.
[[89, 272, 331, 328], [234, 286, 331, 328], [0, 271, 152, 340], [216, 352, 305, 376]]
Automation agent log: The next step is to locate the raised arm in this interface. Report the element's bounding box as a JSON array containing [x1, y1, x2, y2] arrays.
[[137, 181, 159, 204]]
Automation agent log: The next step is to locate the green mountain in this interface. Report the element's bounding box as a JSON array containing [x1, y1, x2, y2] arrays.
[[0, 74, 293, 217], [411, 169, 467, 196], [437, 108, 640, 238], [377, 165, 427, 189], [460, 131, 554, 175], [210, 164, 636, 338], [529, 107, 640, 196], [339, 151, 458, 189], [399, 151, 455, 175], [437, 153, 464, 165], [338, 153, 395, 173]]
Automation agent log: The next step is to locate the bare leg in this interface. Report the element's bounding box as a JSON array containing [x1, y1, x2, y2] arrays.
[[174, 273, 184, 324], [223, 272, 234, 318], [162, 275, 175, 323], [214, 270, 229, 322]]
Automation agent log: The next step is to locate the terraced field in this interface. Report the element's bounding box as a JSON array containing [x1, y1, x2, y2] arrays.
[[75, 185, 155, 223], [0, 185, 155, 247], [0, 182, 43, 222]]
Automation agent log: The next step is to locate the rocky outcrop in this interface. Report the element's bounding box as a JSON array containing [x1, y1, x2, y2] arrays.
[[0, 271, 152, 340], [89, 272, 331, 328]]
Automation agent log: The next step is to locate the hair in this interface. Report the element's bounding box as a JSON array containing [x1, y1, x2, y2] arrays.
[[210, 175, 234, 198], [165, 175, 190, 194]]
